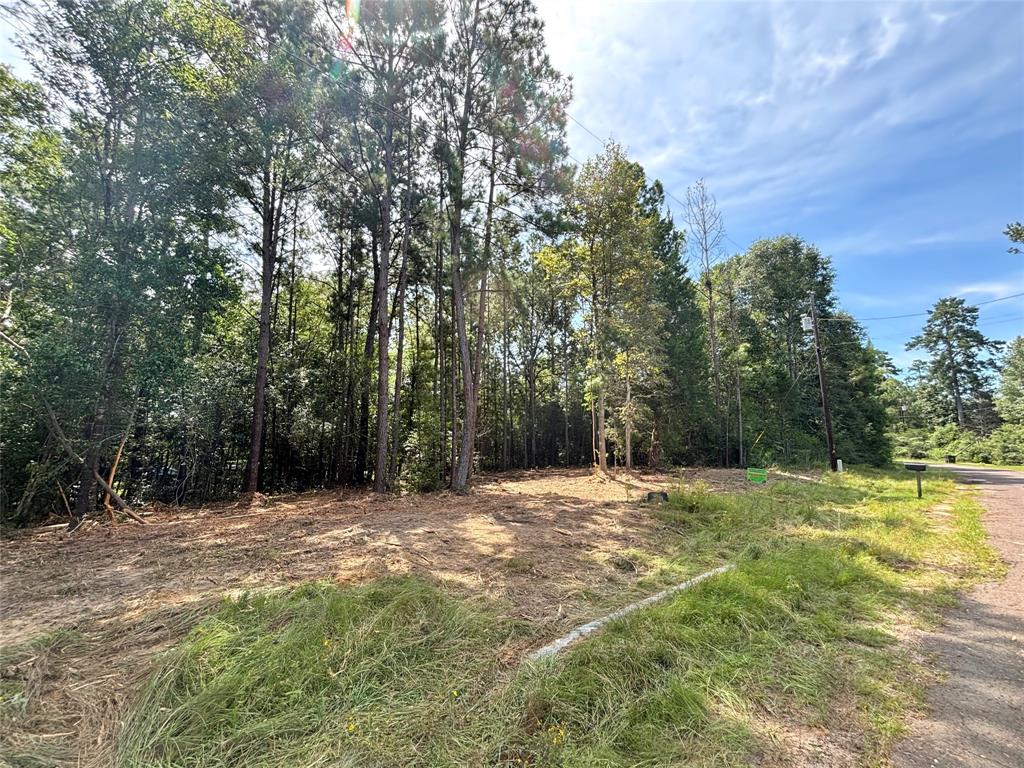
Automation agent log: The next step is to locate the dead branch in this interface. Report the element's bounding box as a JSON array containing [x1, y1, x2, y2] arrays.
[[0, 328, 144, 523]]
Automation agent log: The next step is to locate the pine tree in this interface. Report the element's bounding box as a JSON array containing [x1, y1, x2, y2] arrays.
[[907, 297, 1002, 430]]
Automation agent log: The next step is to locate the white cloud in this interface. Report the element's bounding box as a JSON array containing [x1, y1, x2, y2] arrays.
[[535, 0, 1023, 230], [868, 13, 906, 64], [953, 278, 1024, 300]]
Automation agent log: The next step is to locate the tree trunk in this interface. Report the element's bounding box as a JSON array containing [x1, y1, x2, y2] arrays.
[[736, 367, 745, 466], [951, 372, 965, 427], [244, 163, 281, 494], [450, 289, 459, 479], [446, 0, 481, 492], [597, 385, 608, 473], [356, 231, 378, 483], [373, 221, 391, 491], [372, 99, 398, 492], [528, 362, 537, 467], [624, 375, 633, 470], [450, 244, 474, 490], [465, 137, 497, 481], [564, 371, 570, 465], [591, 399, 596, 466], [75, 313, 125, 517], [705, 276, 723, 461], [436, 240, 446, 484], [103, 399, 136, 515], [389, 166, 413, 484], [944, 335, 966, 427], [501, 282, 510, 470]]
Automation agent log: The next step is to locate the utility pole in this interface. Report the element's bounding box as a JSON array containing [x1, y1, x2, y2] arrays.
[[807, 293, 838, 471]]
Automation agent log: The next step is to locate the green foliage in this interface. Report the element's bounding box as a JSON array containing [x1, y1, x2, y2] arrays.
[[982, 423, 1024, 465], [2, 0, 894, 520], [996, 336, 1024, 424], [906, 297, 1002, 431], [886, 323, 1019, 470], [2, 0, 241, 520], [701, 236, 891, 468], [897, 423, 1024, 466], [1005, 221, 1024, 254]]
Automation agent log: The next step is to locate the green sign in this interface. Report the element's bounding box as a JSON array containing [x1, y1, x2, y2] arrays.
[[746, 467, 767, 484]]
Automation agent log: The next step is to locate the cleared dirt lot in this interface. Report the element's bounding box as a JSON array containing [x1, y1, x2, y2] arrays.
[[1, 467, 753, 765], [0, 468, 710, 641]]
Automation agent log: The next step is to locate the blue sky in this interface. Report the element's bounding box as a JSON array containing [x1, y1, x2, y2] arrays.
[[2, 2, 1021, 371], [535, 0, 1024, 371]]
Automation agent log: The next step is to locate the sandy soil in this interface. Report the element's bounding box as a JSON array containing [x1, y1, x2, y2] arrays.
[[890, 465, 1024, 768]]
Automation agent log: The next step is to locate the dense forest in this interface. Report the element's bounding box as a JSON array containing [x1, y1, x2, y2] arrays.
[[7, 0, 995, 527]]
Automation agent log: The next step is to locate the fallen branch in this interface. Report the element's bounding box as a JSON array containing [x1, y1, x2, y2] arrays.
[[1, 328, 143, 523]]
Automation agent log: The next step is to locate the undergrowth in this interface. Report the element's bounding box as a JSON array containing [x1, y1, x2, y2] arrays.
[[115, 467, 1003, 767]]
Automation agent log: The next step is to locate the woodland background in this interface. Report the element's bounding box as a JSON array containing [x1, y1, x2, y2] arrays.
[[1, 0, 1018, 525]]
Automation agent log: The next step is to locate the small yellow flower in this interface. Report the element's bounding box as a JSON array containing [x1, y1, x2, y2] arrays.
[[345, 719, 357, 735], [546, 723, 565, 746], [450, 689, 459, 698]]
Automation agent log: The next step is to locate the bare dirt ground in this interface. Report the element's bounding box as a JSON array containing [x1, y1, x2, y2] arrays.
[[0, 467, 755, 765], [0, 467, 741, 644], [891, 465, 1024, 768]]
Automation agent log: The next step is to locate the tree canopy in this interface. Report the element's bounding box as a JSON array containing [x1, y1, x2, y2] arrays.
[[1, 0, 896, 525]]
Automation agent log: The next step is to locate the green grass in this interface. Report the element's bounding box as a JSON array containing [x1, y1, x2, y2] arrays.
[[116, 580, 519, 767], [893, 456, 1024, 472], [116, 468, 1004, 767]]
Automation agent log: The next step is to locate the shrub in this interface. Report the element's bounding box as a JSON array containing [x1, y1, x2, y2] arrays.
[[984, 424, 1024, 465], [666, 481, 732, 516]]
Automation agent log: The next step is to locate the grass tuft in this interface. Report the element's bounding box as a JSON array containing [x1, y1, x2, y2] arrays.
[[117, 578, 514, 768]]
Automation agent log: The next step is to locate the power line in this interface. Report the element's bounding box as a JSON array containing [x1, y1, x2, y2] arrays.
[[820, 291, 1024, 323], [567, 112, 604, 144], [978, 313, 1024, 327]]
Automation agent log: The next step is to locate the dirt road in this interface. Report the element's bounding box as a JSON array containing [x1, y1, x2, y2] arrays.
[[892, 464, 1024, 768]]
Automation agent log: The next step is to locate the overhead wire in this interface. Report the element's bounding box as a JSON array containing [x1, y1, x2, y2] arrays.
[[819, 292, 1024, 324]]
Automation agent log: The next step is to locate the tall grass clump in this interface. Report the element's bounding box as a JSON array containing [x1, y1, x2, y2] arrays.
[[116, 578, 513, 768]]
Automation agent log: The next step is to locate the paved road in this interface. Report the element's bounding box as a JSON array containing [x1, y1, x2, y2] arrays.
[[892, 464, 1024, 768]]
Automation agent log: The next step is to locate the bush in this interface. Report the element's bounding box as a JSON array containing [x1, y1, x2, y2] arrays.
[[891, 423, 1024, 466], [984, 424, 1024, 465], [888, 429, 929, 459]]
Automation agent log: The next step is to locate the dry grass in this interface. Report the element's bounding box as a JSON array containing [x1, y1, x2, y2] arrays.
[[0, 467, 720, 765]]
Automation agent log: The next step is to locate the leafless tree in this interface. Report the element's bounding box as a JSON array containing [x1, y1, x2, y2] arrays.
[[684, 179, 726, 446]]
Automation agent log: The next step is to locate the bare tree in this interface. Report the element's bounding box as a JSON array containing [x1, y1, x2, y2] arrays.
[[684, 179, 726, 453]]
